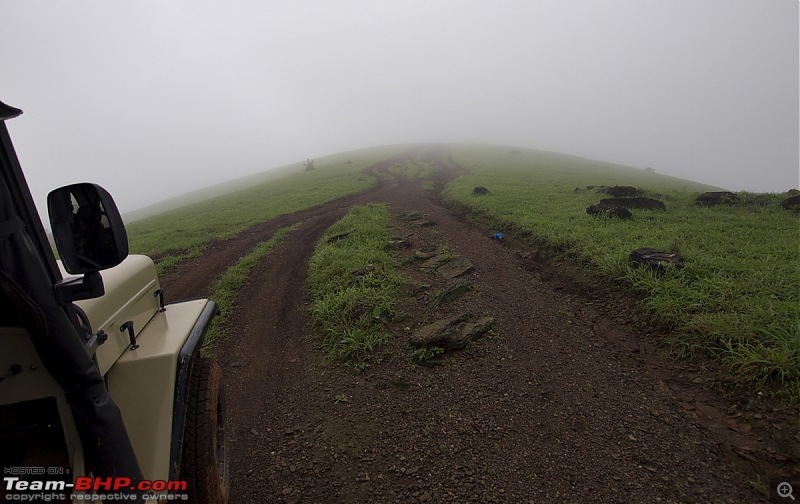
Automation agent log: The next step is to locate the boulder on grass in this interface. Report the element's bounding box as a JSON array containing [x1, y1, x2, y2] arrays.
[[586, 202, 632, 219], [629, 248, 684, 273], [597, 185, 642, 198], [600, 197, 666, 211], [473, 186, 490, 196], [696, 191, 739, 206], [780, 195, 800, 214]]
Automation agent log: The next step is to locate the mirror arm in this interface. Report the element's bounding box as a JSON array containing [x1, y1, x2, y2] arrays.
[[54, 271, 105, 304]]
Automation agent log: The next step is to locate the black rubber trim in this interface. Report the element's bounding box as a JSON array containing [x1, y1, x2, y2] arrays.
[[0, 101, 23, 121], [168, 300, 219, 480]]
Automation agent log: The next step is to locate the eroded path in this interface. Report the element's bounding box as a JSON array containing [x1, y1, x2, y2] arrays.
[[162, 146, 789, 503]]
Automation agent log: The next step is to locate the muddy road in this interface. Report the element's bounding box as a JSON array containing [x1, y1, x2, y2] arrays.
[[162, 146, 795, 503]]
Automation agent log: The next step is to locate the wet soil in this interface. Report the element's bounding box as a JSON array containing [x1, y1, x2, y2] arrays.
[[161, 145, 798, 503]]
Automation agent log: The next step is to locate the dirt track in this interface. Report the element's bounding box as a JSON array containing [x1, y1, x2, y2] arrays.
[[161, 146, 796, 503]]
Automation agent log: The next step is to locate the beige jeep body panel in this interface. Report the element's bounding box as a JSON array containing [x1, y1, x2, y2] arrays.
[[5, 255, 212, 483], [106, 298, 208, 482], [67, 255, 162, 375], [0, 328, 86, 477]]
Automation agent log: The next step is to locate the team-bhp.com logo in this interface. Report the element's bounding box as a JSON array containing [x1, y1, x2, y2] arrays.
[[3, 474, 189, 501]]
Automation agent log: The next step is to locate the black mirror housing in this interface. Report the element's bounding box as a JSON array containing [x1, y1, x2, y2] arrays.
[[47, 183, 129, 275]]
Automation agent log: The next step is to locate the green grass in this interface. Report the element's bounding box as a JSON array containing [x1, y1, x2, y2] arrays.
[[407, 346, 445, 364], [307, 204, 405, 371], [201, 224, 298, 353], [125, 148, 407, 274], [444, 145, 800, 398], [124, 142, 798, 397]]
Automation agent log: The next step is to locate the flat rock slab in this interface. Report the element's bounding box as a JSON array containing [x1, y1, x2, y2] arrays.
[[414, 247, 438, 260], [630, 247, 684, 273], [415, 220, 437, 227], [418, 254, 474, 279], [410, 314, 495, 351], [427, 282, 473, 312], [438, 282, 472, 304], [420, 254, 451, 271], [389, 237, 412, 249], [437, 256, 474, 279]]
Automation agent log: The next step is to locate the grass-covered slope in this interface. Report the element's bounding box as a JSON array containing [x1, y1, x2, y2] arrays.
[[444, 145, 799, 397], [125, 146, 407, 272], [123, 142, 798, 397]]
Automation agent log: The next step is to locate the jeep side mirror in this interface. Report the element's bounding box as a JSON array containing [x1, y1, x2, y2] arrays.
[[48, 183, 129, 275]]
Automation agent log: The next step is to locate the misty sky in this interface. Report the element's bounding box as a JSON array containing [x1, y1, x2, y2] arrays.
[[1, 0, 798, 215]]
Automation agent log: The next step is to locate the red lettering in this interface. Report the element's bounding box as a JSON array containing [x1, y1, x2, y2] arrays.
[[74, 477, 92, 491], [113, 477, 132, 491], [167, 480, 188, 492], [94, 477, 113, 490]]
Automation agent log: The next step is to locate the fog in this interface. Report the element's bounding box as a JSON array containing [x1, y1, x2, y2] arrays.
[[1, 0, 797, 215]]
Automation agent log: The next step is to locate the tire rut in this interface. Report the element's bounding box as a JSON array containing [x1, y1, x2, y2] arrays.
[[159, 145, 780, 503]]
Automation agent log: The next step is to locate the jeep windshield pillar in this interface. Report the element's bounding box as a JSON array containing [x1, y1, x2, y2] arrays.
[[0, 101, 228, 504], [0, 101, 144, 492]]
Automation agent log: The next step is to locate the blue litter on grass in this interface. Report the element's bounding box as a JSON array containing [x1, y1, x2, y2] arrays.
[[491, 232, 504, 241]]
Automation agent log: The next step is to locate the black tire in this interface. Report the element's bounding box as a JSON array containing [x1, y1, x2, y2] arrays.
[[181, 358, 229, 504]]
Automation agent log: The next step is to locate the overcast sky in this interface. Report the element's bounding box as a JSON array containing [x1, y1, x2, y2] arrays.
[[1, 0, 798, 215]]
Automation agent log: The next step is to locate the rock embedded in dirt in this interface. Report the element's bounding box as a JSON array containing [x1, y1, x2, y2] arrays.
[[586, 202, 633, 219], [188, 146, 777, 504], [419, 252, 475, 279], [398, 280, 420, 296], [402, 211, 423, 221], [695, 191, 739, 206], [600, 197, 666, 211], [431, 282, 472, 307], [410, 314, 494, 351], [436, 256, 475, 279], [629, 248, 684, 273], [414, 247, 438, 260], [780, 194, 800, 214], [389, 237, 412, 249], [473, 186, 490, 196], [420, 254, 451, 271]]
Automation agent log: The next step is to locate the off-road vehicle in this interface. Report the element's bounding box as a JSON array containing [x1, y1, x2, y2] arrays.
[[0, 101, 228, 503]]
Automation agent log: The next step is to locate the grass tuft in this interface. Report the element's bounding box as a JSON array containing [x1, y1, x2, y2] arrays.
[[307, 204, 404, 371]]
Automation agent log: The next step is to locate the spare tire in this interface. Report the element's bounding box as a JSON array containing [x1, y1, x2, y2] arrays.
[[181, 358, 229, 504]]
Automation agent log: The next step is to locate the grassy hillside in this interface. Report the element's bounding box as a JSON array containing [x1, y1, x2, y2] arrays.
[[444, 145, 799, 397], [124, 163, 302, 223], [125, 145, 409, 273], [124, 143, 798, 397]]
